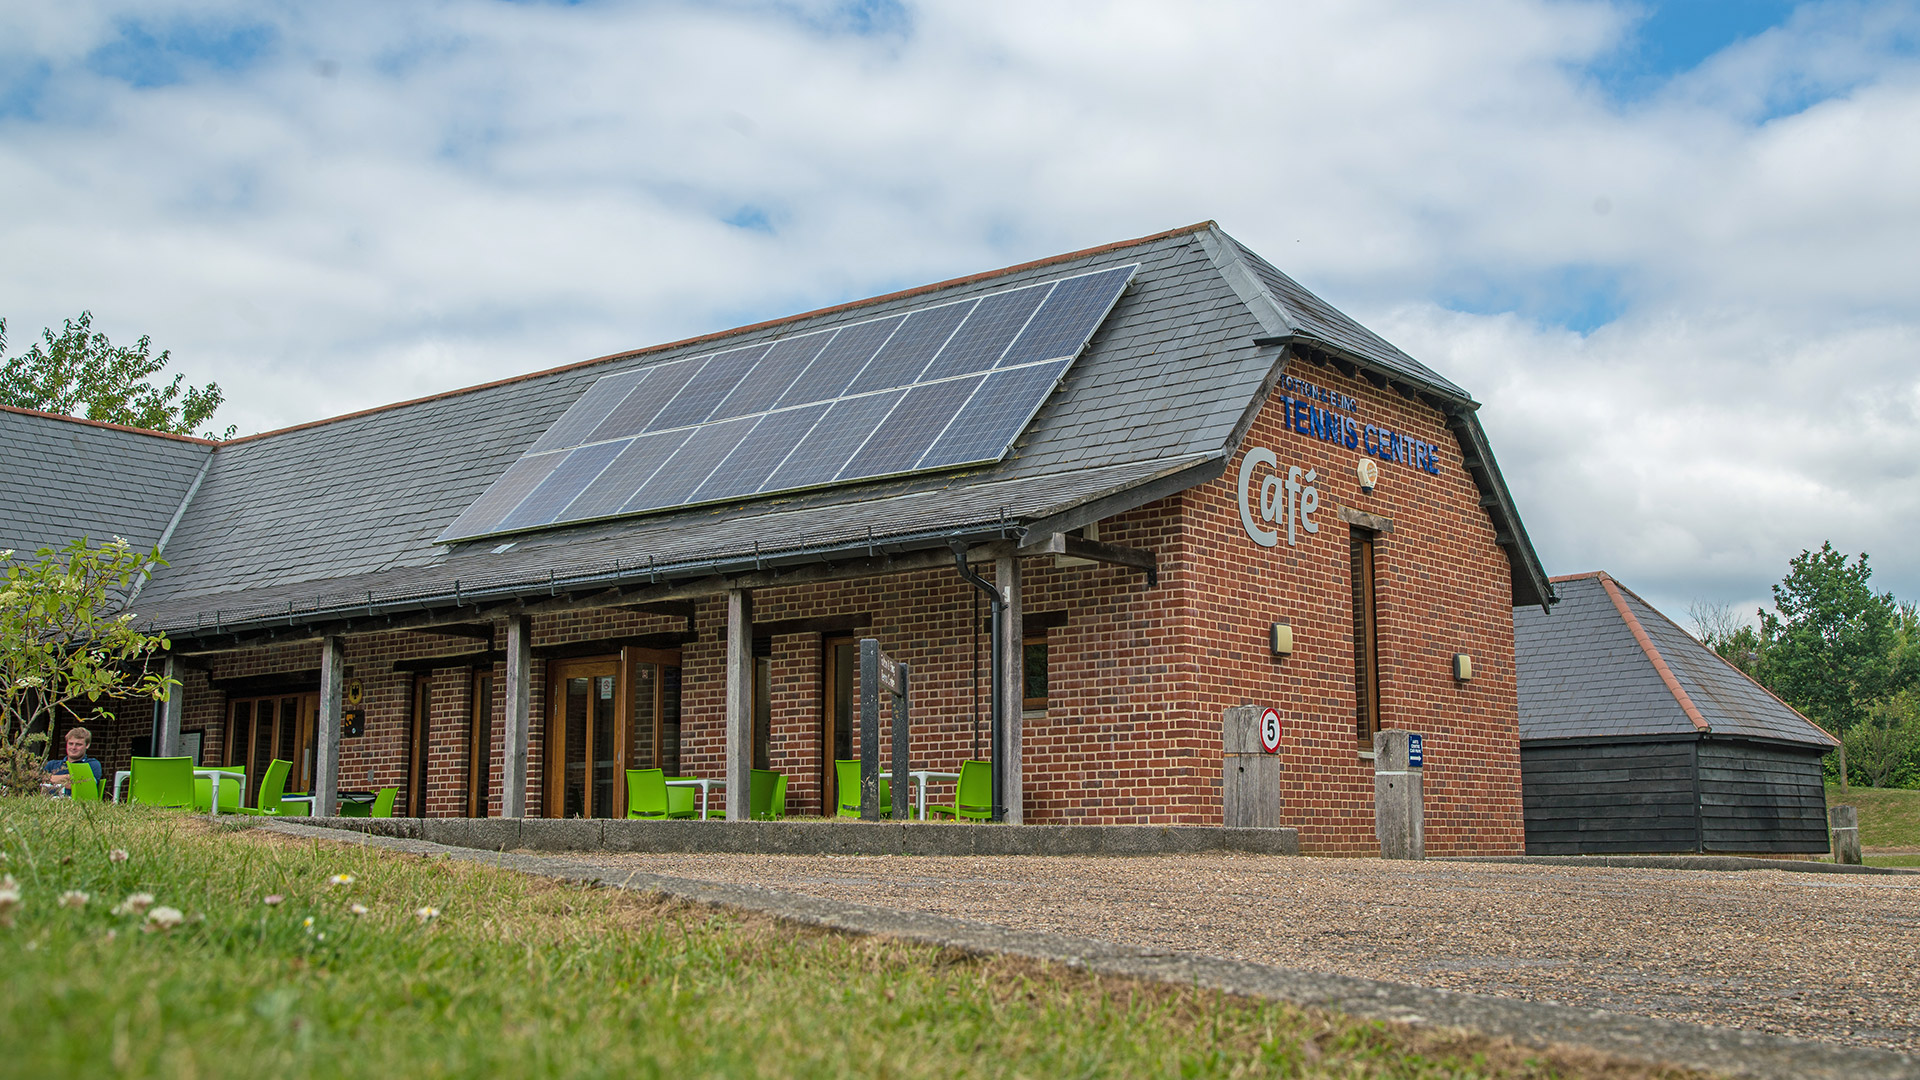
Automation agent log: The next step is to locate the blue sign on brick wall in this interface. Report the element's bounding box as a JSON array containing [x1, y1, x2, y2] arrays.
[[1409, 733, 1423, 768]]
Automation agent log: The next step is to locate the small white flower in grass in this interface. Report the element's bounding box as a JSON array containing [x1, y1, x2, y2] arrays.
[[104, 929, 117, 942], [0, 876, 21, 929], [414, 906, 439, 923], [143, 907, 184, 932], [328, 873, 355, 887], [112, 893, 155, 917], [263, 894, 284, 907], [108, 849, 129, 863], [349, 903, 369, 916], [60, 891, 89, 909]]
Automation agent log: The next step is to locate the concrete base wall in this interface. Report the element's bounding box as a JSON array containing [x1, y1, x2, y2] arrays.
[[289, 816, 1300, 857]]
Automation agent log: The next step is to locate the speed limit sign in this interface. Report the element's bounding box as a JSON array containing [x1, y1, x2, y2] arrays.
[[1259, 707, 1282, 754]]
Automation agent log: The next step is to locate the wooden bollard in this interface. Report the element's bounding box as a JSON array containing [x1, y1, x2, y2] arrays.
[[1830, 805, 1861, 865], [1374, 729, 1424, 860]]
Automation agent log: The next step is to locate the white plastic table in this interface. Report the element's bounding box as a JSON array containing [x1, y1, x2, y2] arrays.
[[196, 769, 245, 818], [114, 768, 245, 815], [908, 770, 960, 820], [665, 777, 725, 819]]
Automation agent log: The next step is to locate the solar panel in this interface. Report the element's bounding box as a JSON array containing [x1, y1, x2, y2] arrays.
[[438, 262, 1137, 542]]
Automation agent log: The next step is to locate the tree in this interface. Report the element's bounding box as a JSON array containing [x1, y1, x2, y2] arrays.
[[0, 538, 175, 795], [1841, 690, 1919, 789], [0, 312, 235, 439], [1755, 543, 1902, 735], [1688, 600, 1764, 674]]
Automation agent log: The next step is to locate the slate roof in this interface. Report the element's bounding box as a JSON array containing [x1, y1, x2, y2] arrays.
[[1516, 572, 1837, 749], [0, 407, 212, 557], [0, 222, 1553, 639]]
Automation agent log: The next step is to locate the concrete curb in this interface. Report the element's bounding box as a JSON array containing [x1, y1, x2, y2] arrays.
[[277, 816, 1301, 856], [1442, 854, 1919, 876], [262, 821, 1917, 1080]]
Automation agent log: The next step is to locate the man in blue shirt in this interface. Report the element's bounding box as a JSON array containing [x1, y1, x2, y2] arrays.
[[44, 727, 105, 794]]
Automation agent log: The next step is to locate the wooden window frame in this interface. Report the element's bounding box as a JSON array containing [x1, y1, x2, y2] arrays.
[[467, 670, 493, 818], [1351, 528, 1382, 746], [1022, 635, 1048, 712], [407, 675, 431, 818]]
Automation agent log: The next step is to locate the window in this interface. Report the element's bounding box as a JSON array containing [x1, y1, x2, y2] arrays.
[[468, 672, 492, 817], [1351, 528, 1381, 746], [1022, 637, 1048, 712], [407, 675, 431, 818]]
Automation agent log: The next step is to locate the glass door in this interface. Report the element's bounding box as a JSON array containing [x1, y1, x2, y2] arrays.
[[546, 658, 620, 819], [225, 692, 318, 804], [822, 638, 860, 816], [546, 651, 684, 819]]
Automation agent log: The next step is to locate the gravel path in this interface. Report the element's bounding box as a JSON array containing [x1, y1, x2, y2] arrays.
[[585, 852, 1920, 1054]]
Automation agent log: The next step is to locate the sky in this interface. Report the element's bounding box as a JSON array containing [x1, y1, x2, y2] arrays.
[[1, 0, 1916, 628]]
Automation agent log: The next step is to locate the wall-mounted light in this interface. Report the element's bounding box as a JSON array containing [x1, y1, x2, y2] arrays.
[[1356, 459, 1378, 495], [1271, 621, 1294, 657], [1452, 653, 1473, 681]]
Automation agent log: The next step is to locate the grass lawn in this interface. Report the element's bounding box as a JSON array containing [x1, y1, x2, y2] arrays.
[[0, 800, 1696, 1079], [1826, 784, 1920, 849]]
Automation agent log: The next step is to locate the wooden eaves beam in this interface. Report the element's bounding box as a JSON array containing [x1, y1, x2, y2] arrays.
[[1015, 532, 1158, 586], [172, 539, 1023, 654]]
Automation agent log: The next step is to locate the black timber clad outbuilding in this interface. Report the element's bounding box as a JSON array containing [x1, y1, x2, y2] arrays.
[[1514, 572, 1839, 855]]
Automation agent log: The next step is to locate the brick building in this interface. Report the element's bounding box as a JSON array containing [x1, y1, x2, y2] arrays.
[[2, 222, 1552, 854]]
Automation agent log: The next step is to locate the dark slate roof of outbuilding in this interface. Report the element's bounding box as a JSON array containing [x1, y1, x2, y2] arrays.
[[1, 222, 1553, 637], [0, 407, 211, 557], [1516, 572, 1838, 749]]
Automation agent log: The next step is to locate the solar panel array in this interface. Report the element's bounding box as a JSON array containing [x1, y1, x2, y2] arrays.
[[439, 263, 1138, 542]]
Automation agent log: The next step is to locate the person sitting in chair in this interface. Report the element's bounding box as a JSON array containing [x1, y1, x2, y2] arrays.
[[43, 727, 105, 795]]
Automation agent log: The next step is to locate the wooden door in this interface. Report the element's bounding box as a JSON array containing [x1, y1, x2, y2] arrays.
[[822, 638, 859, 816], [226, 692, 318, 803], [545, 658, 621, 820]]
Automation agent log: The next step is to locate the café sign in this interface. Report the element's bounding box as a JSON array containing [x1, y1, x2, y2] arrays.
[[1239, 375, 1449, 548]]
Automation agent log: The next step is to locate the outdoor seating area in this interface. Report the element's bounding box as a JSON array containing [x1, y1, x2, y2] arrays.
[[107, 756, 398, 819]]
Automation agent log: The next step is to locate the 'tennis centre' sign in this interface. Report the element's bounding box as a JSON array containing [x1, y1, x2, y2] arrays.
[[1238, 375, 1446, 549]]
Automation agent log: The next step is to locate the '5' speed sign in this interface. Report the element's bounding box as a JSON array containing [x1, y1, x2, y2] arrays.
[[1259, 707, 1282, 754]]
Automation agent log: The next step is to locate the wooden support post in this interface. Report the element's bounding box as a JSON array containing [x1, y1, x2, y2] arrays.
[[859, 637, 881, 821], [1830, 804, 1861, 865], [314, 636, 344, 818], [995, 554, 1023, 824], [1373, 729, 1424, 859], [158, 655, 185, 758], [725, 589, 753, 821], [501, 616, 532, 818]]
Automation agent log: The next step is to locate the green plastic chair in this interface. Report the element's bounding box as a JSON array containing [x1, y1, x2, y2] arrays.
[[240, 759, 292, 816], [67, 761, 102, 802], [338, 787, 396, 818], [626, 769, 696, 820], [929, 760, 993, 821], [129, 756, 196, 809], [756, 771, 788, 821], [192, 768, 246, 813], [369, 787, 398, 818], [835, 759, 890, 818]]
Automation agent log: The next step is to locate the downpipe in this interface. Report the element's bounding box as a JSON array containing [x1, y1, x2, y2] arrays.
[[950, 542, 1007, 822]]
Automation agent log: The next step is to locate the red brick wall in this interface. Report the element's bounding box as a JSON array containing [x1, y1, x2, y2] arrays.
[[171, 359, 1524, 852], [1174, 360, 1525, 854]]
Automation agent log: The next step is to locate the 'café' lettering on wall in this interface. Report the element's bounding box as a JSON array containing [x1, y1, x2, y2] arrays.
[[1238, 448, 1317, 548]]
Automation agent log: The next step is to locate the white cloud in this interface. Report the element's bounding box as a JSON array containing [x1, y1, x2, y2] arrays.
[[1, 0, 1917, 616]]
